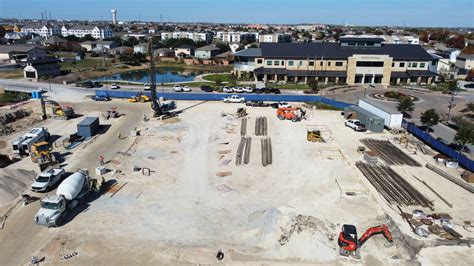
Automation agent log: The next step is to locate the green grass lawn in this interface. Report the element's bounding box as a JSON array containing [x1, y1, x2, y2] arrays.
[[201, 73, 234, 83], [304, 101, 343, 110]]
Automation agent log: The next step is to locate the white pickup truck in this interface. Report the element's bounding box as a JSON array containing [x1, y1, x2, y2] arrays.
[[223, 95, 245, 103], [345, 119, 367, 132], [31, 168, 66, 192]]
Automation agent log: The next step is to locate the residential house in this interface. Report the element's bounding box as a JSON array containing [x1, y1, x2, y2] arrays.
[[21, 23, 61, 37], [215, 31, 258, 43], [23, 57, 61, 80], [429, 53, 452, 78], [133, 43, 148, 54], [4, 32, 28, 44], [229, 42, 241, 53], [0, 44, 47, 61], [194, 45, 220, 59], [109, 46, 133, 55], [43, 35, 66, 46], [174, 45, 194, 58], [61, 25, 113, 39], [455, 54, 474, 70], [155, 48, 174, 57], [234, 37, 437, 86], [215, 51, 234, 65], [80, 40, 117, 52], [434, 43, 461, 63]]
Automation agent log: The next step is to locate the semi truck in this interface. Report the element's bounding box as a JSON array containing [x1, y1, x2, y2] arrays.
[[34, 170, 91, 227], [12, 127, 50, 156], [31, 167, 65, 192]]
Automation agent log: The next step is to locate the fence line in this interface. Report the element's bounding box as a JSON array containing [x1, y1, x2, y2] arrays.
[[405, 121, 474, 172], [95, 89, 352, 109]]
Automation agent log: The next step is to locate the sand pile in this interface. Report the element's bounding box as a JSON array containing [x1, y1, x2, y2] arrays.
[[245, 207, 337, 261], [0, 169, 36, 210]]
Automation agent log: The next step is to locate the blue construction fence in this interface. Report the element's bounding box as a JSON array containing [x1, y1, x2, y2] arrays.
[[405, 121, 474, 172], [95, 89, 352, 109]]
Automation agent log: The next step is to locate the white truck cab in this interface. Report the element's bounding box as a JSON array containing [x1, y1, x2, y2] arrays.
[[223, 95, 245, 103]]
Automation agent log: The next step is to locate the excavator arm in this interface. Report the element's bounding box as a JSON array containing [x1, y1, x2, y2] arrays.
[[357, 224, 393, 247]]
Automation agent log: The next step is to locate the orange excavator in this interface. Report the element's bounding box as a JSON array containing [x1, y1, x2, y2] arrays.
[[276, 107, 306, 122], [338, 224, 393, 258]]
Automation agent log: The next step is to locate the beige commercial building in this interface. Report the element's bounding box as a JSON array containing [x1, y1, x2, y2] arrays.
[[234, 37, 437, 86]]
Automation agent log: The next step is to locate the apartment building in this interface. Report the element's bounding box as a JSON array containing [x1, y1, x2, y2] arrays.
[[215, 31, 258, 43], [61, 25, 113, 39], [161, 32, 212, 43], [258, 33, 292, 43], [234, 37, 436, 86], [21, 23, 61, 38]]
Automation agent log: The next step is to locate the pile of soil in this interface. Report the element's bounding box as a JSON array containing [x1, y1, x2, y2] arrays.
[[0, 169, 36, 210]]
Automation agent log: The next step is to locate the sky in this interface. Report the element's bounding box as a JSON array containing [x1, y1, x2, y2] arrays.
[[1, 0, 473, 27]]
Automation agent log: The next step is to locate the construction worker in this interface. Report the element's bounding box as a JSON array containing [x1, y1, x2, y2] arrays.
[[117, 131, 122, 139], [216, 249, 224, 261], [99, 155, 104, 165]]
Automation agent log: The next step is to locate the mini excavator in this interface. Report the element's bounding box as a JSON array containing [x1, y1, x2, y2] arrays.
[[338, 224, 393, 258]]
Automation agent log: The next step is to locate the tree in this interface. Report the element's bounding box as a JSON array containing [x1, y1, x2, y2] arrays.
[[80, 34, 96, 42], [307, 78, 319, 93], [215, 42, 231, 53], [397, 96, 415, 114], [454, 121, 474, 153], [446, 35, 465, 49], [463, 45, 474, 55], [467, 102, 474, 112], [214, 76, 222, 87], [420, 109, 440, 131]]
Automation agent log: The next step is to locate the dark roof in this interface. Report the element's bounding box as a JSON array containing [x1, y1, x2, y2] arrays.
[[339, 37, 385, 43], [259, 43, 434, 61], [391, 71, 410, 78], [216, 51, 234, 58], [0, 44, 46, 53], [406, 70, 437, 77], [234, 48, 262, 57], [176, 44, 194, 49], [458, 54, 474, 60], [28, 57, 59, 65], [155, 48, 174, 54], [195, 45, 220, 51], [254, 67, 346, 77]]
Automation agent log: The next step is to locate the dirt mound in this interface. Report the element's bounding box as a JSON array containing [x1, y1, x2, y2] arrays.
[[0, 108, 31, 124], [0, 169, 36, 209]]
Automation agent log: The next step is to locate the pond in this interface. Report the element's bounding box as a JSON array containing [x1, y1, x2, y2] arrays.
[[92, 68, 206, 84]]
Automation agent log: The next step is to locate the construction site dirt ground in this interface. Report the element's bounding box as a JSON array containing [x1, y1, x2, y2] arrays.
[[0, 98, 473, 265]]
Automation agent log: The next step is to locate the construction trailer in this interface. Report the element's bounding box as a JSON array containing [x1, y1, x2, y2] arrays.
[[12, 127, 50, 156], [358, 98, 403, 129], [77, 117, 100, 138], [344, 106, 384, 133]]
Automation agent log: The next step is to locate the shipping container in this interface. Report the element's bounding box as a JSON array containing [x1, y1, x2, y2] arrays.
[[77, 117, 100, 138], [358, 98, 403, 129], [344, 106, 385, 133]]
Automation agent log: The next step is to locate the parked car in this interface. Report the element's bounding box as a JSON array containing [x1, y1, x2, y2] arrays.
[[246, 100, 269, 107], [345, 119, 367, 131], [269, 88, 281, 94], [448, 142, 471, 153], [270, 101, 291, 109], [222, 86, 233, 93], [223, 95, 245, 103], [200, 85, 213, 92], [242, 87, 253, 93], [436, 137, 449, 146], [173, 85, 183, 92], [232, 87, 244, 93], [93, 81, 103, 88], [110, 83, 120, 89], [182, 86, 192, 92], [144, 83, 151, 90], [254, 88, 264, 94], [464, 83, 474, 89], [82, 81, 94, 88], [92, 95, 111, 101]]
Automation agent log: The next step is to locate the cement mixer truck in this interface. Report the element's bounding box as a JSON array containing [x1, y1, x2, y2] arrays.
[[34, 170, 91, 227]]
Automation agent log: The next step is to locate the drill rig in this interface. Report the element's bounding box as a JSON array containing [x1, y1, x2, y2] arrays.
[[147, 37, 176, 119], [338, 224, 393, 258]]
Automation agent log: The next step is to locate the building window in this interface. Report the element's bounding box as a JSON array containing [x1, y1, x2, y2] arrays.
[[420, 63, 425, 68], [281, 61, 285, 66], [320, 61, 323, 66], [412, 62, 418, 68], [399, 62, 405, 67], [257, 59, 263, 64], [299, 61, 303, 66], [288, 60, 294, 66], [336, 62, 343, 67], [431, 61, 436, 66], [309, 61, 315, 66], [356, 61, 384, 67], [392, 63, 395, 67], [267, 60, 272, 66], [274, 61, 280, 66], [327, 62, 331, 66]]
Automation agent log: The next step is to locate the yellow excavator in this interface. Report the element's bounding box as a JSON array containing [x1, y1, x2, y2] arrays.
[[40, 97, 75, 120]]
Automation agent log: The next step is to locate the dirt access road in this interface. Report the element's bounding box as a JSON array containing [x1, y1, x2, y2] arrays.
[[0, 94, 149, 265]]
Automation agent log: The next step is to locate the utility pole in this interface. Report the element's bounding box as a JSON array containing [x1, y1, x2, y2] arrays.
[[446, 82, 457, 124]]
